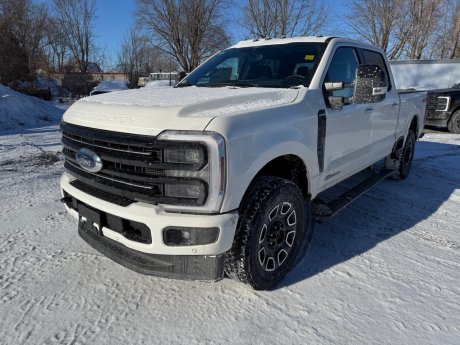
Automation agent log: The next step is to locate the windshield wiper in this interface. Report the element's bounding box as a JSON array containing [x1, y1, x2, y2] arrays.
[[207, 82, 259, 88], [175, 82, 192, 88]]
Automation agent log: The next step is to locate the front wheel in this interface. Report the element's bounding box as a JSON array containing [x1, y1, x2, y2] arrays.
[[447, 110, 460, 134], [225, 177, 314, 290]]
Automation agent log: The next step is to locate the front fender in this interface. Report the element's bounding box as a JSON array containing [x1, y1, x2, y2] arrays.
[[206, 103, 319, 212]]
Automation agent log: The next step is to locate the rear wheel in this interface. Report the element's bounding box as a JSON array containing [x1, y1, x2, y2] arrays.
[[447, 110, 460, 134], [397, 129, 416, 179], [225, 176, 314, 290]]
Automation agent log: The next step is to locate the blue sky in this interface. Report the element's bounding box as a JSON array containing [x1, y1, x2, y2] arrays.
[[48, 0, 353, 69]]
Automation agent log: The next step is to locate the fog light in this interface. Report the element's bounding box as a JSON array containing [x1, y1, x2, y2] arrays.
[[163, 227, 219, 246]]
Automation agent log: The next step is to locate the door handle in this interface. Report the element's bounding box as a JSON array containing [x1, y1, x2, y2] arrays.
[[365, 108, 374, 112], [392, 102, 399, 107]]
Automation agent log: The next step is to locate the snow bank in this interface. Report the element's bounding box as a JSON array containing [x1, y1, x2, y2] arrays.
[[0, 84, 64, 131]]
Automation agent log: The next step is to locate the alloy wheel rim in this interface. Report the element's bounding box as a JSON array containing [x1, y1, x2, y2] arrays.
[[258, 202, 297, 272]]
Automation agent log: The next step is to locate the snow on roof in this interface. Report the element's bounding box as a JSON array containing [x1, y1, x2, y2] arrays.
[[0, 84, 63, 130], [231, 36, 377, 51], [232, 36, 333, 48]]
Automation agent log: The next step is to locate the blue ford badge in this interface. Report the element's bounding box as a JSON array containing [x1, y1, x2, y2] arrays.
[[75, 148, 103, 173]]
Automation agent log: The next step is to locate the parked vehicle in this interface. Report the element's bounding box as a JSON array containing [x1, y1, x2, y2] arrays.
[[390, 59, 460, 90], [89, 80, 129, 96], [60, 37, 426, 290], [426, 84, 460, 133]]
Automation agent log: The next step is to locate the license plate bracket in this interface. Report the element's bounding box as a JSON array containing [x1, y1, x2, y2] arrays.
[[78, 203, 103, 236]]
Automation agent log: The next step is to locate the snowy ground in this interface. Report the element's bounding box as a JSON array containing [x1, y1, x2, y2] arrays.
[[0, 123, 459, 345]]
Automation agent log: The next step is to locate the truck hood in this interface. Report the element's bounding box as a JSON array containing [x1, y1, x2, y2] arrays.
[[428, 88, 460, 95], [63, 86, 300, 135]]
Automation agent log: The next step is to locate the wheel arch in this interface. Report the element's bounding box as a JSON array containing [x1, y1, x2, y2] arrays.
[[253, 154, 311, 198], [409, 114, 420, 138], [233, 153, 313, 212], [448, 105, 460, 121]]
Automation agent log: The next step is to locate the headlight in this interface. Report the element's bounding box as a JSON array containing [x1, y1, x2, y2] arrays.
[[163, 147, 205, 165], [156, 130, 226, 214], [436, 96, 450, 111]]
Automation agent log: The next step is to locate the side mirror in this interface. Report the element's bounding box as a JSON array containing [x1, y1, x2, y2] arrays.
[[353, 64, 387, 104]]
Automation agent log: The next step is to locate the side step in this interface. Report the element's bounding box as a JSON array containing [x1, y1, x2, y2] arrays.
[[314, 169, 394, 220]]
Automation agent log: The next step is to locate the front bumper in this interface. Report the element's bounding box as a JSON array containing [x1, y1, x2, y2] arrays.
[[61, 172, 238, 278], [425, 111, 451, 127], [425, 118, 449, 127], [78, 223, 225, 280]]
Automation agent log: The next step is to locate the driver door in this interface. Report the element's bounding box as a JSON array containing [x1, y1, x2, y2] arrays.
[[320, 46, 372, 189]]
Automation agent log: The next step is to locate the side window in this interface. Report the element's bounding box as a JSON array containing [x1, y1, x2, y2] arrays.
[[361, 49, 391, 90], [324, 47, 359, 99]]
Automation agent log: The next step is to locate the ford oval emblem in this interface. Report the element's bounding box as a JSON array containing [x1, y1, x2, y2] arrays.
[[75, 148, 103, 173]]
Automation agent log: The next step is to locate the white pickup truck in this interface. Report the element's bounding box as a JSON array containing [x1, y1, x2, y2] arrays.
[[60, 37, 426, 290]]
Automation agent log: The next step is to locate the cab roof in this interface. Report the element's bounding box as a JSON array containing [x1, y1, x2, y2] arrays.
[[231, 36, 375, 50]]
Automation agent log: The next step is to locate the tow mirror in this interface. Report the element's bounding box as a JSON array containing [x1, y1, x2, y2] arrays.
[[353, 64, 387, 104]]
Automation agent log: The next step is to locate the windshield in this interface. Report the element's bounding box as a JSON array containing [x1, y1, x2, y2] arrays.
[[178, 42, 327, 88]]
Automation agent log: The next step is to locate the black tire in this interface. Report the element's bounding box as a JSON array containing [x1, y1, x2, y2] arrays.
[[396, 129, 416, 180], [447, 110, 460, 134], [225, 176, 314, 290]]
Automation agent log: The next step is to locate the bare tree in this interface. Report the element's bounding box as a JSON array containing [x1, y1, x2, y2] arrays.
[[430, 0, 460, 58], [0, 0, 50, 78], [243, 0, 329, 38], [348, 0, 409, 59], [403, 0, 444, 59], [348, 0, 454, 60], [135, 0, 230, 72], [52, 0, 98, 73], [44, 17, 70, 72], [118, 28, 175, 87]]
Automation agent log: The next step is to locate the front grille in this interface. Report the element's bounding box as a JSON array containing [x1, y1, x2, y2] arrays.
[[61, 122, 207, 206], [425, 95, 438, 118]]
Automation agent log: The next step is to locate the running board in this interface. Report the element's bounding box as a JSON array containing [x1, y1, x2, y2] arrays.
[[314, 169, 394, 219]]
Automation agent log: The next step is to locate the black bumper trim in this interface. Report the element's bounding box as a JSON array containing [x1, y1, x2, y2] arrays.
[[78, 224, 225, 281], [425, 118, 449, 127]]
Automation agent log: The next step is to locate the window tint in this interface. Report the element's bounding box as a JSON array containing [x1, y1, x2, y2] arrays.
[[362, 49, 391, 89], [325, 47, 359, 99], [180, 43, 327, 88]]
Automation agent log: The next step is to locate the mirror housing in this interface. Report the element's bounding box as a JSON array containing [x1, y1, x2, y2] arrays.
[[328, 96, 345, 111], [353, 64, 387, 104]]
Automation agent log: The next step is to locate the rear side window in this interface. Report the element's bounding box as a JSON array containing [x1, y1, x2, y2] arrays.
[[361, 49, 391, 90]]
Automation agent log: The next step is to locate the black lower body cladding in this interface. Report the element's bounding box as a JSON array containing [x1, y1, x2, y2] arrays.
[[79, 224, 225, 281]]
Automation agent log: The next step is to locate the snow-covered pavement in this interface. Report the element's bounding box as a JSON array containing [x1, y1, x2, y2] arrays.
[[0, 126, 459, 345]]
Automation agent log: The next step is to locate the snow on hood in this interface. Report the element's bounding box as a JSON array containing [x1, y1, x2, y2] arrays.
[[64, 86, 300, 135], [80, 86, 299, 118]]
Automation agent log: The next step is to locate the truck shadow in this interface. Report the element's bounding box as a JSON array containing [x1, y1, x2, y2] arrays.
[[277, 139, 460, 289]]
